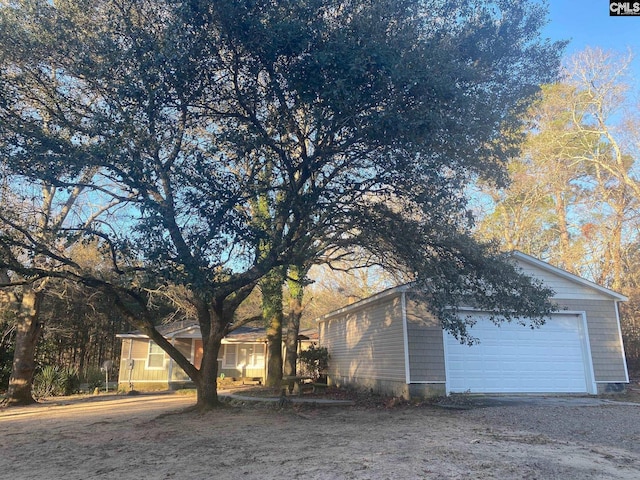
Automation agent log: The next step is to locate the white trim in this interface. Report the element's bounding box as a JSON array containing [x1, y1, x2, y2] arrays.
[[165, 326, 201, 339], [253, 343, 266, 369], [409, 381, 447, 384], [146, 341, 166, 370], [116, 333, 150, 339], [614, 300, 630, 383], [578, 311, 598, 395], [442, 327, 451, 395], [222, 343, 265, 369], [116, 325, 201, 339], [222, 344, 235, 368], [401, 291, 411, 384]]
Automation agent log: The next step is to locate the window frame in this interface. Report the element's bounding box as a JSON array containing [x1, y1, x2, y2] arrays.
[[146, 341, 166, 370], [222, 343, 265, 368]]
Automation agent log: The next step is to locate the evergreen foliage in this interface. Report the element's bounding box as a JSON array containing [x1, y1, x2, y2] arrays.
[[0, 0, 563, 406]]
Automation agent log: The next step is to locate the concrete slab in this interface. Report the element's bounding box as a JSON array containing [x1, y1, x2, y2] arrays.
[[441, 394, 640, 408]]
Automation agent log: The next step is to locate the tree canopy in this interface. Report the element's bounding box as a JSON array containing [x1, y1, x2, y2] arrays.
[[0, 0, 563, 407], [476, 46, 640, 367]]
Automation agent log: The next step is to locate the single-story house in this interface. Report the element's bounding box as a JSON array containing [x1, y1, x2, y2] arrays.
[[318, 251, 629, 398], [116, 323, 317, 391]]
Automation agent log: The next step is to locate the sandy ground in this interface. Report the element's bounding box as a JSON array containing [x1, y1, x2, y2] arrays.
[[1, 392, 640, 480]]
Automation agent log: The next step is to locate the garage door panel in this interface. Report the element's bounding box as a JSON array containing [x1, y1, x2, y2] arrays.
[[445, 314, 592, 394]]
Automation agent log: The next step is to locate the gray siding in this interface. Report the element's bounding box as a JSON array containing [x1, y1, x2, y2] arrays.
[[518, 262, 612, 300], [315, 253, 628, 396], [169, 338, 193, 382], [555, 299, 627, 382], [117, 338, 169, 385], [319, 294, 406, 384], [516, 256, 627, 383], [404, 296, 445, 382]]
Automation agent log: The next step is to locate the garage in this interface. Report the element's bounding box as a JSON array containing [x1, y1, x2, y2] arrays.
[[319, 252, 628, 399], [444, 312, 597, 394]]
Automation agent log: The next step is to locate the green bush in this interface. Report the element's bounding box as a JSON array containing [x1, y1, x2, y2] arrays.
[[82, 367, 105, 390], [0, 358, 12, 393], [62, 366, 81, 394], [298, 344, 329, 381], [32, 365, 80, 399]]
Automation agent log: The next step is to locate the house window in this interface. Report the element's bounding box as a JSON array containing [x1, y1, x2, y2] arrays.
[[147, 342, 165, 369], [252, 344, 265, 367], [223, 344, 265, 368], [223, 344, 237, 368]]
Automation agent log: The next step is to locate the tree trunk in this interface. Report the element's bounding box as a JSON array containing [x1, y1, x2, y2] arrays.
[[3, 289, 44, 407], [195, 332, 223, 409], [283, 265, 306, 377], [283, 318, 300, 377], [553, 188, 574, 274], [262, 267, 285, 387], [610, 213, 623, 292]]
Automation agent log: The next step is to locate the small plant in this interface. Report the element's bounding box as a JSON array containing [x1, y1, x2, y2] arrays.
[[298, 344, 329, 381], [82, 367, 105, 391], [0, 346, 13, 393], [60, 366, 81, 395], [32, 365, 80, 399], [32, 365, 58, 399]]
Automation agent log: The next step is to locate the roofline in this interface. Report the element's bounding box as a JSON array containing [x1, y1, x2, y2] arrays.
[[115, 332, 268, 342], [315, 284, 411, 323], [164, 325, 200, 339], [115, 324, 199, 339], [511, 251, 628, 302], [116, 324, 269, 341], [116, 333, 149, 339], [314, 252, 628, 324]]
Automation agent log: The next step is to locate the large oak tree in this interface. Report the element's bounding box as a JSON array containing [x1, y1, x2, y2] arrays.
[[0, 0, 561, 408]]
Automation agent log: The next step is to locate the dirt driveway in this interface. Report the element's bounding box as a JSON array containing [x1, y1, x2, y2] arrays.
[[1, 392, 640, 479]]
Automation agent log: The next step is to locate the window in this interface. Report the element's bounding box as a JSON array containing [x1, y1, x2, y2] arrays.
[[147, 342, 165, 369], [252, 344, 265, 367], [223, 344, 237, 368], [223, 344, 265, 368]]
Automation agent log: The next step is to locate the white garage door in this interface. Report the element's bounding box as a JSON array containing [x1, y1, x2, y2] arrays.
[[444, 313, 595, 394]]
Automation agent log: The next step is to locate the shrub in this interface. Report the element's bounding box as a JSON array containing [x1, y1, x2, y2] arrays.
[[0, 356, 12, 393], [298, 344, 329, 381], [32, 365, 80, 399], [82, 367, 105, 391], [60, 366, 81, 395]]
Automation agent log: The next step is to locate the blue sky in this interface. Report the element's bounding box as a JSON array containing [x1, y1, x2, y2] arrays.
[[542, 1, 640, 73]]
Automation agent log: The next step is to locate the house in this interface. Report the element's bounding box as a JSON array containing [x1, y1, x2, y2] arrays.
[[116, 322, 317, 391], [317, 252, 629, 398]]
